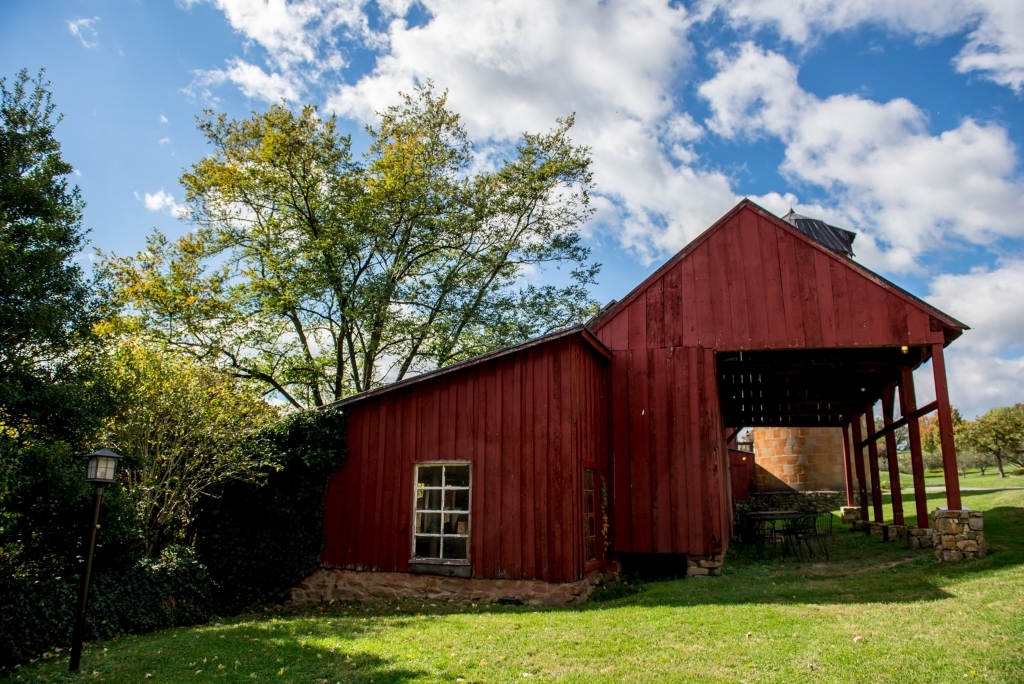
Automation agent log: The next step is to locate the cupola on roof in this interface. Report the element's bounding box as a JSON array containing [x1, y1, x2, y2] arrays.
[[781, 209, 857, 257]]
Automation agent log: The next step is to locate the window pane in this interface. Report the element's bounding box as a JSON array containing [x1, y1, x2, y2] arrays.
[[444, 465, 470, 487], [417, 489, 442, 511], [584, 494, 594, 514], [585, 538, 596, 562], [414, 537, 440, 559], [584, 469, 594, 490], [417, 466, 443, 487], [443, 512, 469, 535], [443, 537, 467, 560], [416, 513, 441, 534], [445, 489, 470, 511], [586, 515, 595, 537]]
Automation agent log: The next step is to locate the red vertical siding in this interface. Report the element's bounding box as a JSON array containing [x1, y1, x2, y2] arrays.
[[593, 203, 946, 351], [321, 334, 609, 583], [611, 344, 727, 556]]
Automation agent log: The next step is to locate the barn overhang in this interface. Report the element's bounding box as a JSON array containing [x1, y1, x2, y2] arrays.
[[717, 345, 932, 428]]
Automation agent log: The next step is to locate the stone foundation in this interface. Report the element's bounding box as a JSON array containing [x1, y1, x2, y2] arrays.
[[906, 527, 935, 549], [686, 554, 724, 577], [289, 568, 614, 607], [840, 506, 860, 524], [748, 491, 845, 514], [932, 509, 986, 562]]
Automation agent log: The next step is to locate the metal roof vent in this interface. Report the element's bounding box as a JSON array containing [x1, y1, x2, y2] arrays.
[[780, 209, 856, 258]]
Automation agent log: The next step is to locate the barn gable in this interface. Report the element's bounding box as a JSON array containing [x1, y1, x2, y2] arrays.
[[589, 199, 966, 352]]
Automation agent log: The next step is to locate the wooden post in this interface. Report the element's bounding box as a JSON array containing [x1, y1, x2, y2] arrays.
[[931, 342, 962, 510], [900, 366, 929, 527], [850, 414, 869, 521], [881, 385, 905, 526], [865, 402, 884, 523], [841, 423, 855, 508]]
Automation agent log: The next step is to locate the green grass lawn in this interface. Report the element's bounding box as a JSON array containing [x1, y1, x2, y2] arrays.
[[918, 468, 1024, 491], [7, 488, 1024, 684]]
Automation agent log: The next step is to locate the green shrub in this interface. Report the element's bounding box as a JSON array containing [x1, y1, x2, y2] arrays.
[[0, 546, 212, 669], [1011, 468, 1024, 477], [193, 407, 348, 613]]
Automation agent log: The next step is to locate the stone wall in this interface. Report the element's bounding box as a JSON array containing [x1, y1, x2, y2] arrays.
[[748, 490, 845, 514], [289, 569, 613, 607], [686, 555, 724, 577], [753, 427, 847, 492], [931, 509, 986, 562]]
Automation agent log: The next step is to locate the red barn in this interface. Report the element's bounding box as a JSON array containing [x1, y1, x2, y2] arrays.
[[293, 200, 968, 605]]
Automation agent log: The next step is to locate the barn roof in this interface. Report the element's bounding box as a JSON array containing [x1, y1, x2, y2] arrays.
[[780, 209, 856, 257], [324, 324, 611, 410], [589, 199, 967, 337]]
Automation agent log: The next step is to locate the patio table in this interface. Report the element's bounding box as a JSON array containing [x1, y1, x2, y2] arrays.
[[739, 511, 815, 558]]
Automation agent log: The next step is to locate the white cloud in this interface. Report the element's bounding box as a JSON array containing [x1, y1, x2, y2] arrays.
[[159, 137, 171, 145], [159, 114, 169, 124], [136, 189, 187, 218], [700, 0, 1024, 92], [699, 43, 1024, 271], [928, 261, 1024, 356], [323, 0, 740, 261], [68, 17, 100, 48], [956, 1, 1024, 92], [193, 58, 301, 103], [184, 0, 375, 104]]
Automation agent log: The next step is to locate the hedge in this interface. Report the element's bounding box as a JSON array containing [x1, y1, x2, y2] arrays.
[[0, 546, 213, 670]]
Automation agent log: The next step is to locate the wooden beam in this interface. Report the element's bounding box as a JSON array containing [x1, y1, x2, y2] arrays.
[[882, 385, 905, 526], [851, 413, 869, 521], [854, 401, 937, 448], [842, 423, 855, 508], [900, 367, 929, 528], [865, 402, 884, 524], [931, 342, 962, 510]]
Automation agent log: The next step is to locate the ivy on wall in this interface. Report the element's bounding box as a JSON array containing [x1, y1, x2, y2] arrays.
[[194, 407, 349, 613]]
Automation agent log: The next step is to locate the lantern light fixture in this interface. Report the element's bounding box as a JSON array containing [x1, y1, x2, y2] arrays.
[[85, 449, 121, 484]]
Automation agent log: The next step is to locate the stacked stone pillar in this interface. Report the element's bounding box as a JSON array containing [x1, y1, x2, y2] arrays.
[[931, 509, 985, 562]]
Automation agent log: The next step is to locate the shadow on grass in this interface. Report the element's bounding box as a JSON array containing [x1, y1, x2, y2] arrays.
[[591, 489, 1023, 610], [2, 613, 430, 684]]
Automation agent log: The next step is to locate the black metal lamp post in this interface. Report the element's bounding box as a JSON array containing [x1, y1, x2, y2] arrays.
[[69, 449, 121, 674]]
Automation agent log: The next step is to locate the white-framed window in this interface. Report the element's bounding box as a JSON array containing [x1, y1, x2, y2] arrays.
[[413, 463, 470, 561]]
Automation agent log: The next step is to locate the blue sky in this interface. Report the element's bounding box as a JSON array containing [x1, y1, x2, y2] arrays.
[[3, 0, 1023, 417]]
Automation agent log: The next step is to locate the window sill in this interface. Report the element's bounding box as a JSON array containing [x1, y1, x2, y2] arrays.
[[409, 559, 472, 578]]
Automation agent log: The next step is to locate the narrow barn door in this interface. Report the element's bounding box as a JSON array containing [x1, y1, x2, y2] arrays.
[[583, 466, 605, 571]]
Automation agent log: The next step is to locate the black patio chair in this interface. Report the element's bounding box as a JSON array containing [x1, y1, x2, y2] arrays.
[[738, 513, 784, 559], [794, 511, 834, 560], [778, 514, 817, 561]]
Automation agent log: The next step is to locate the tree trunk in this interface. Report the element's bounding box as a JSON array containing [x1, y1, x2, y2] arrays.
[[996, 454, 1006, 478]]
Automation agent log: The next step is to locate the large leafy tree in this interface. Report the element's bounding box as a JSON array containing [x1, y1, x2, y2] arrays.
[[956, 404, 1024, 478], [0, 69, 101, 443], [103, 85, 600, 408]]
